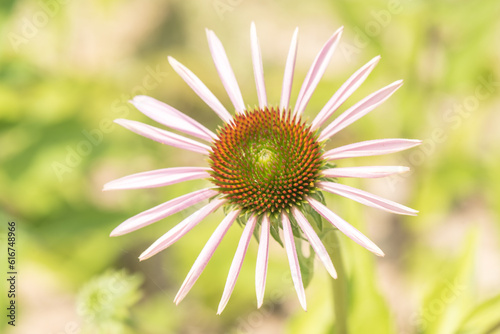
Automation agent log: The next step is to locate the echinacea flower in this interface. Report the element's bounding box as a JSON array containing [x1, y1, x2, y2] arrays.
[[105, 22, 420, 313]]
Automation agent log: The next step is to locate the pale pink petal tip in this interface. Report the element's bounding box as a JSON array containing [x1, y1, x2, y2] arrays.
[[217, 215, 257, 314], [293, 26, 343, 117], [174, 209, 241, 305], [130, 95, 216, 142], [323, 138, 422, 160], [292, 207, 337, 279], [318, 181, 418, 216], [250, 22, 267, 109], [311, 55, 381, 130], [280, 27, 299, 112], [206, 29, 246, 113], [102, 166, 210, 191], [138, 199, 226, 261], [113, 118, 211, 155], [167, 56, 233, 124], [319, 80, 404, 142], [322, 166, 410, 179], [110, 188, 217, 237], [307, 197, 385, 257]]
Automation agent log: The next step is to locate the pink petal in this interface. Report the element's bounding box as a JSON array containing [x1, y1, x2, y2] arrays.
[[206, 29, 246, 114], [279, 27, 299, 112], [282, 212, 307, 311], [139, 198, 226, 261], [322, 166, 410, 178], [318, 181, 418, 216], [217, 215, 257, 314], [131, 95, 217, 142], [110, 188, 218, 236], [174, 208, 241, 305], [255, 215, 270, 308], [168, 57, 233, 124], [311, 56, 381, 131], [319, 80, 403, 142], [293, 26, 343, 117], [103, 167, 210, 191], [307, 197, 384, 256], [250, 22, 267, 109], [114, 119, 211, 155], [323, 138, 422, 160], [292, 207, 337, 279]]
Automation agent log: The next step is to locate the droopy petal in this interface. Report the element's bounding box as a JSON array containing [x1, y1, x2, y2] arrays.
[[322, 166, 410, 179], [293, 26, 343, 117], [206, 29, 246, 113], [114, 119, 211, 155], [318, 181, 418, 216], [168, 57, 233, 124], [217, 215, 257, 314], [255, 215, 270, 308], [103, 167, 210, 191], [139, 198, 226, 261], [174, 209, 241, 305], [250, 22, 267, 109], [292, 207, 337, 279], [311, 56, 380, 130], [110, 188, 218, 236], [307, 197, 384, 256], [280, 27, 299, 112], [319, 80, 403, 142], [131, 95, 217, 142], [323, 138, 422, 160], [282, 212, 307, 310]]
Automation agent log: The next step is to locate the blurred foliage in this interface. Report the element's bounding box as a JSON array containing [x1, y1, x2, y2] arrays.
[[1, 0, 500, 333], [77, 269, 143, 334]]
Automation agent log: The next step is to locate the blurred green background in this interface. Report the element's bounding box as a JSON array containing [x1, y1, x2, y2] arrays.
[[1, 0, 500, 333]]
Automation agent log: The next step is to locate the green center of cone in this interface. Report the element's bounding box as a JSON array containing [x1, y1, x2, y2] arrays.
[[256, 148, 274, 166]]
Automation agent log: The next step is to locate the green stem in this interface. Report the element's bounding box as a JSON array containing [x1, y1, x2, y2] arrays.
[[323, 227, 348, 334]]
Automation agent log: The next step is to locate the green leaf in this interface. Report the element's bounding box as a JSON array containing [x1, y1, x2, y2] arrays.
[[310, 192, 330, 232], [416, 227, 478, 334], [288, 212, 306, 240], [295, 237, 315, 289], [77, 269, 143, 332], [252, 216, 261, 243], [305, 203, 323, 232], [456, 294, 500, 334], [340, 199, 394, 333], [269, 216, 284, 247]]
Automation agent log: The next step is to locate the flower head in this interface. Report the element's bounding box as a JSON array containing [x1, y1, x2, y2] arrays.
[[210, 106, 322, 215], [105, 22, 420, 313]]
